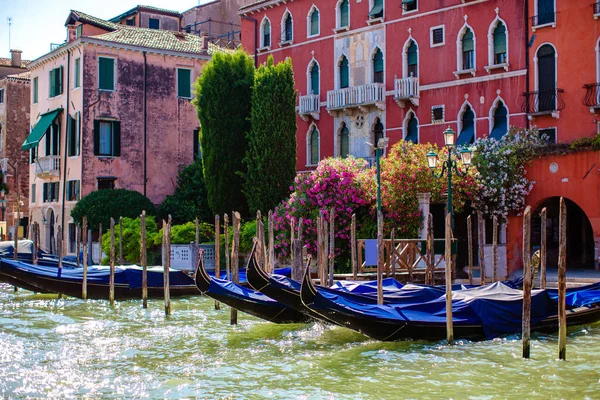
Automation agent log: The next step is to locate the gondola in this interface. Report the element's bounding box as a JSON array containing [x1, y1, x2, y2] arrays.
[[300, 262, 600, 341], [0, 258, 200, 299], [194, 245, 312, 324]]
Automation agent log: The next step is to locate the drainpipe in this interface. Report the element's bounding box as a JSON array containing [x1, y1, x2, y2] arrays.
[[525, 0, 531, 129], [60, 49, 72, 254], [143, 51, 147, 197], [241, 15, 258, 68]]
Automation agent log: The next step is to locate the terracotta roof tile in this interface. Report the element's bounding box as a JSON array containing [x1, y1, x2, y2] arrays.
[[69, 10, 120, 31], [91, 27, 208, 54], [0, 58, 30, 69]]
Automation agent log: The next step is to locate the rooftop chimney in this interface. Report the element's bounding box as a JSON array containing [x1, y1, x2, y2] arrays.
[[201, 33, 209, 51], [67, 24, 78, 43], [10, 49, 22, 68]]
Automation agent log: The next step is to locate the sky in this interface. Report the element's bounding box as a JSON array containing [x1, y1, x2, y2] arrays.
[[0, 0, 203, 61]]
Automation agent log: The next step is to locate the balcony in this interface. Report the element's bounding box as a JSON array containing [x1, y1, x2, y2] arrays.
[[35, 155, 60, 179], [583, 83, 600, 112], [521, 89, 565, 120], [326, 83, 385, 114], [298, 94, 320, 121], [394, 76, 419, 108]]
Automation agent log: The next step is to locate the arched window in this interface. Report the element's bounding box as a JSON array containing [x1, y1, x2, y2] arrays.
[[462, 28, 475, 70], [338, 0, 349, 28], [339, 56, 349, 89], [457, 105, 475, 145], [309, 62, 319, 95], [490, 101, 508, 140], [493, 22, 507, 64], [373, 48, 384, 83], [340, 123, 349, 158], [261, 19, 271, 47], [373, 118, 384, 146], [308, 126, 320, 165], [283, 12, 293, 42], [537, 44, 556, 112], [407, 40, 418, 77], [405, 113, 418, 143], [309, 7, 319, 36]]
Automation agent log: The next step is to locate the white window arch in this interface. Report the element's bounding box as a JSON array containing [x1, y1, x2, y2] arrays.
[[487, 13, 509, 68], [456, 100, 476, 145], [306, 124, 320, 166], [402, 36, 419, 78], [456, 19, 476, 74], [403, 110, 419, 143], [488, 96, 509, 139], [307, 5, 320, 37], [281, 9, 293, 43], [336, 0, 350, 30], [259, 17, 271, 48], [306, 58, 320, 95]]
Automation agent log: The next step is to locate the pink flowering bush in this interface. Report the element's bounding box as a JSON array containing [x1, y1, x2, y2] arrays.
[[272, 157, 375, 260]]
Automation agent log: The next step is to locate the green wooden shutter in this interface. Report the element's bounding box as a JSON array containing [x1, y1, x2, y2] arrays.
[[462, 29, 474, 52], [57, 66, 63, 95], [340, 126, 349, 158], [374, 49, 384, 73], [74, 58, 80, 88], [99, 58, 114, 90], [264, 21, 270, 46], [93, 120, 100, 155], [67, 115, 73, 156], [340, 57, 349, 88], [178, 69, 191, 98], [310, 9, 319, 35], [75, 180, 80, 200], [66, 181, 72, 201], [310, 128, 319, 164], [55, 183, 60, 202], [340, 0, 349, 27], [493, 23, 507, 55], [113, 121, 121, 156], [33, 77, 38, 103], [407, 41, 417, 65], [45, 125, 51, 156], [310, 63, 319, 95], [76, 112, 81, 156], [193, 128, 200, 159], [49, 70, 55, 97]]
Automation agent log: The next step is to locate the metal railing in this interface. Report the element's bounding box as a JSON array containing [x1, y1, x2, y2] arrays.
[[531, 12, 556, 26], [35, 156, 61, 177], [394, 76, 419, 100], [299, 94, 320, 114], [521, 89, 565, 114], [583, 82, 600, 108], [327, 83, 385, 110]]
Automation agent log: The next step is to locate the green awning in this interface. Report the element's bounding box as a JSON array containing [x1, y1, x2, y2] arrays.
[[369, 3, 383, 18], [22, 108, 62, 150], [402, 0, 415, 4]]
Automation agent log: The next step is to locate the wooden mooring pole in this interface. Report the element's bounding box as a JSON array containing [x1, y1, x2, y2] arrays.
[[140, 211, 148, 309], [426, 214, 434, 285], [540, 207, 547, 289], [32, 222, 38, 265], [328, 208, 335, 286], [119, 216, 123, 265], [163, 216, 172, 316], [390, 227, 396, 279], [317, 215, 324, 285], [231, 211, 241, 325], [351, 214, 357, 281], [268, 210, 275, 273], [492, 215, 498, 282], [76, 223, 81, 268], [467, 215, 473, 286], [445, 213, 454, 344], [82, 217, 88, 300], [522, 206, 532, 359], [377, 210, 384, 305], [57, 225, 62, 299], [99, 223, 103, 265], [477, 211, 486, 286], [558, 198, 567, 360], [214, 215, 220, 310], [291, 238, 302, 281], [109, 218, 115, 306], [224, 214, 230, 280]]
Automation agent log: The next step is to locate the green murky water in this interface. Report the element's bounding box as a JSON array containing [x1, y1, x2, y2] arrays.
[[1, 283, 599, 399]]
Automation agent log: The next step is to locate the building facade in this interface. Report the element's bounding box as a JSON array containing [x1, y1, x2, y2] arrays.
[[25, 11, 209, 254]]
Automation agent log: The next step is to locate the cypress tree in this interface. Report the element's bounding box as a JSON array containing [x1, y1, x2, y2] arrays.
[[194, 50, 254, 216], [243, 55, 297, 214]]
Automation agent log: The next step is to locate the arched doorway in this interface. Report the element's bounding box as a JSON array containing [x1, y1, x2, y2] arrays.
[[46, 209, 55, 254], [537, 44, 556, 112], [533, 198, 595, 270]]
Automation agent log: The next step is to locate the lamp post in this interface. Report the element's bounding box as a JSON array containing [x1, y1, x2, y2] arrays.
[[426, 126, 473, 229], [375, 137, 390, 214]]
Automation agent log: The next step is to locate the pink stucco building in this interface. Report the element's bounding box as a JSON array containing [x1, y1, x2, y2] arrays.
[[24, 10, 210, 254]]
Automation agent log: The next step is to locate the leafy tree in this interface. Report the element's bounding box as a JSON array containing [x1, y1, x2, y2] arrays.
[[157, 161, 212, 224], [193, 50, 254, 216], [243, 55, 297, 214], [71, 189, 155, 230]]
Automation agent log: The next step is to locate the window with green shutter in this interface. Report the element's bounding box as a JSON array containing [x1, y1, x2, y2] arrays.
[[94, 120, 121, 157], [310, 8, 319, 36], [462, 29, 474, 70], [493, 22, 507, 64], [340, 56, 349, 89], [31, 184, 36, 204], [373, 48, 384, 83], [340, 124, 349, 158], [407, 40, 418, 77], [74, 58, 80, 88], [340, 0, 349, 28], [309, 126, 319, 165], [310, 63, 319, 95], [67, 113, 80, 156], [406, 114, 418, 143], [369, 0, 383, 19], [177, 68, 191, 98], [283, 13, 293, 42], [48, 66, 63, 97], [98, 57, 115, 91], [262, 20, 271, 47], [33, 77, 38, 103]]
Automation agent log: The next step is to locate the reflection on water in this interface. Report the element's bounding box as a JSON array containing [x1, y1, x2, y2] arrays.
[[1, 283, 599, 399]]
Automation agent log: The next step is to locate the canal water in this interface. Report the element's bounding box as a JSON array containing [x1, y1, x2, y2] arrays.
[[1, 283, 599, 399]]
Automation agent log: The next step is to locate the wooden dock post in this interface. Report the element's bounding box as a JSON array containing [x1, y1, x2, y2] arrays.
[[214, 215, 220, 310], [231, 211, 241, 325], [82, 217, 88, 300], [140, 211, 148, 309], [445, 213, 454, 345], [522, 206, 532, 359], [377, 210, 384, 305], [316, 215, 323, 285], [99, 223, 103, 265], [492, 215, 498, 282], [467, 215, 473, 285], [109, 218, 115, 306], [290, 217, 295, 268], [426, 213, 434, 285], [76, 223, 81, 267], [56, 225, 62, 298], [291, 239, 302, 281], [477, 211, 486, 286], [389, 228, 396, 279], [268, 210, 275, 273], [558, 198, 567, 360], [256, 210, 264, 268], [323, 219, 329, 284], [328, 209, 335, 286], [540, 207, 547, 289], [224, 214, 230, 279], [163, 216, 172, 316], [119, 217, 123, 265], [351, 214, 357, 281], [32, 222, 38, 265]]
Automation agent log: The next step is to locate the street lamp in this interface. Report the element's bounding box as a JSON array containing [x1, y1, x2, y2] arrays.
[[0, 189, 7, 221], [427, 126, 473, 229], [375, 137, 389, 214]]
